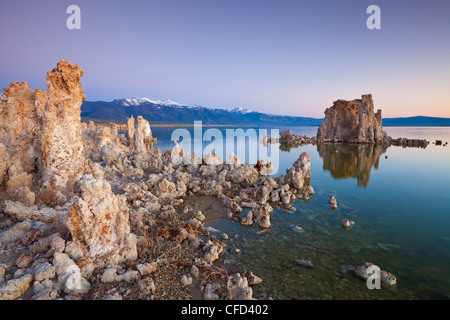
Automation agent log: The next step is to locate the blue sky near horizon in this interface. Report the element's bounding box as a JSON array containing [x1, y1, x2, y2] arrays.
[[0, 0, 449, 118]]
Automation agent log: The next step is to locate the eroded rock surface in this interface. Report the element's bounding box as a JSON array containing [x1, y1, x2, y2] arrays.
[[317, 94, 387, 143], [0, 60, 316, 300], [0, 60, 86, 205], [65, 175, 137, 266]]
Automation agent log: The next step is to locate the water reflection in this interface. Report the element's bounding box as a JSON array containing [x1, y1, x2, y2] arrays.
[[317, 143, 388, 187]]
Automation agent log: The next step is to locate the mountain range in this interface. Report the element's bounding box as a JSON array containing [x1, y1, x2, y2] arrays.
[[81, 98, 323, 126], [81, 98, 450, 126]]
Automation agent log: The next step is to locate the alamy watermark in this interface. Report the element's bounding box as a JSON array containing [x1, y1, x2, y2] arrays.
[[366, 265, 382, 289], [367, 5, 381, 30], [66, 5, 81, 30], [66, 4, 381, 30]]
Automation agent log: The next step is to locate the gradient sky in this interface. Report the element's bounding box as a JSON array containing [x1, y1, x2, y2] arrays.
[[1, 0, 449, 118]]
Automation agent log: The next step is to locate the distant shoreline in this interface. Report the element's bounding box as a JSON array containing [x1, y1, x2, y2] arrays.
[[82, 120, 257, 127], [82, 119, 450, 128]]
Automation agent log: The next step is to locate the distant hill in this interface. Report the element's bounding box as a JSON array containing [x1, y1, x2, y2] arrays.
[[383, 116, 450, 126], [81, 98, 450, 127], [81, 98, 324, 126]]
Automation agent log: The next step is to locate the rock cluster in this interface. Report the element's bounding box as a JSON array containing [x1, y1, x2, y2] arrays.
[[389, 137, 428, 148], [263, 130, 317, 152], [263, 95, 430, 151], [347, 262, 397, 287], [0, 60, 313, 300]]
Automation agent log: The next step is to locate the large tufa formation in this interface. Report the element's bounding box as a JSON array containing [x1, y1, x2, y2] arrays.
[[317, 94, 387, 144], [0, 60, 86, 204], [125, 115, 156, 153], [0, 60, 318, 300], [65, 175, 137, 266], [1, 60, 138, 269]]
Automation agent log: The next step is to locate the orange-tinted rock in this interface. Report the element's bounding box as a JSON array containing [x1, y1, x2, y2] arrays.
[[0, 60, 85, 204], [317, 94, 387, 144]]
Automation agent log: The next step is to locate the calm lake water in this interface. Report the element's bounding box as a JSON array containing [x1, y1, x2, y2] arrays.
[[151, 125, 450, 300]]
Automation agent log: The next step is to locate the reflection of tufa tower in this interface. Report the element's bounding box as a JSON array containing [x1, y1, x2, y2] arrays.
[[317, 94, 387, 143], [317, 143, 388, 187]]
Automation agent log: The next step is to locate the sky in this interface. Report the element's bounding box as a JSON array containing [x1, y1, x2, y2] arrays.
[[0, 0, 449, 118]]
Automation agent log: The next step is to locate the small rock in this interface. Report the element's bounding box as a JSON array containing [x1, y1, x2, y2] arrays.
[[380, 270, 397, 286], [15, 253, 34, 268], [295, 259, 314, 268], [204, 283, 220, 300], [0, 274, 33, 300], [190, 265, 200, 278], [342, 218, 355, 228], [50, 236, 66, 254], [105, 293, 122, 300], [102, 268, 118, 283], [139, 277, 156, 296], [289, 224, 304, 233], [181, 274, 192, 286], [227, 273, 253, 300], [53, 253, 90, 294], [34, 262, 56, 282], [194, 210, 206, 221], [136, 262, 157, 276], [32, 288, 59, 300], [244, 271, 262, 285], [328, 195, 338, 209]]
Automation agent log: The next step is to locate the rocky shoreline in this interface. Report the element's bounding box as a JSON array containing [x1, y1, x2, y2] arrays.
[[265, 95, 435, 149], [267, 129, 430, 150], [0, 61, 319, 300], [0, 64, 419, 300]]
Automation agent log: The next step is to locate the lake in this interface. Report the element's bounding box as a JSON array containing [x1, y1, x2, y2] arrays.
[[150, 125, 450, 300]]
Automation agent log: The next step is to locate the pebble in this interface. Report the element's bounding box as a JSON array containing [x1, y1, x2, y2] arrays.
[[181, 274, 193, 286]]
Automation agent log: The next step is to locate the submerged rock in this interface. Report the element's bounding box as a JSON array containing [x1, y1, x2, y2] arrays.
[[328, 195, 338, 209], [295, 259, 314, 268], [243, 271, 262, 285], [289, 224, 305, 233], [342, 218, 355, 228], [351, 262, 397, 287]]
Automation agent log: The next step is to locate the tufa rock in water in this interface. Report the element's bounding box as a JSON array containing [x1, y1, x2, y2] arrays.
[[351, 262, 397, 287], [317, 94, 387, 144], [328, 195, 338, 209], [342, 218, 355, 228]]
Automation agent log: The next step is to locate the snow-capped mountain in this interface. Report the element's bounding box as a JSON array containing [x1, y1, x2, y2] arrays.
[[113, 97, 195, 108], [231, 107, 253, 114], [114, 97, 157, 106], [154, 99, 182, 107], [81, 97, 324, 126]]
